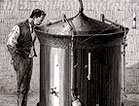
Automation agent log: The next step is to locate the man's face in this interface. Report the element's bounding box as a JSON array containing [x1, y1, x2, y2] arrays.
[[34, 15, 45, 26]]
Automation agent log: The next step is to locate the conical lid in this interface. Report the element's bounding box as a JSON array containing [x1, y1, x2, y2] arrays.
[[35, 0, 128, 37], [36, 11, 127, 37], [34, 0, 129, 48]]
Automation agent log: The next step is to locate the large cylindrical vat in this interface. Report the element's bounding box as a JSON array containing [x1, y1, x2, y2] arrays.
[[74, 46, 121, 106], [40, 46, 71, 106], [35, 11, 128, 106]]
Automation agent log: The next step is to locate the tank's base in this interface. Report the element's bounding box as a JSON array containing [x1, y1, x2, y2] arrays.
[[37, 102, 40, 106]]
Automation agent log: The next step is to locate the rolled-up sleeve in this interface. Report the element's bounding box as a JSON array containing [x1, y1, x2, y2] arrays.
[[7, 25, 20, 48]]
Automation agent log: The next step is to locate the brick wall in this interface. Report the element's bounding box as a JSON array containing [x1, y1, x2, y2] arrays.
[[0, 0, 139, 95]]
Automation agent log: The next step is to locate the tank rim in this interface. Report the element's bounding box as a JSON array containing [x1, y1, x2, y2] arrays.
[[35, 28, 127, 38]]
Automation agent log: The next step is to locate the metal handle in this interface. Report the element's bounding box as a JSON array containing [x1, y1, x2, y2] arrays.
[[62, 14, 73, 30], [100, 14, 123, 28], [87, 52, 91, 80]]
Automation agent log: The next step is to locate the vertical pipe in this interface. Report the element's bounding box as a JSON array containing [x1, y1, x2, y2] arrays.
[[122, 28, 128, 97], [71, 35, 75, 100], [133, 11, 136, 29], [87, 52, 91, 80]]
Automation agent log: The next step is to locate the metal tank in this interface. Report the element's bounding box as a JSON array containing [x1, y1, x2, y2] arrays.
[[35, 1, 129, 106]]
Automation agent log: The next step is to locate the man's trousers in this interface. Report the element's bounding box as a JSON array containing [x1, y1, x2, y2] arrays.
[[12, 53, 33, 106]]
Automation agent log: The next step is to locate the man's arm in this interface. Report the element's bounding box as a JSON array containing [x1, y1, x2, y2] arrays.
[[7, 25, 20, 55]]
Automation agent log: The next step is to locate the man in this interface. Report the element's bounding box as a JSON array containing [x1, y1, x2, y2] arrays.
[[7, 9, 46, 106]]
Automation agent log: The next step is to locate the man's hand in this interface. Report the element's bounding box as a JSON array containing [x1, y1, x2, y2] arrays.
[[7, 45, 17, 55]]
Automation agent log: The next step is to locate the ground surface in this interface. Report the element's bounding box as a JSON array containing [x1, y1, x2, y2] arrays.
[[0, 91, 39, 106], [0, 93, 139, 106]]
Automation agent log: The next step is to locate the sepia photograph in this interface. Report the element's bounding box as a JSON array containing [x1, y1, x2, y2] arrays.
[[0, 0, 138, 106]]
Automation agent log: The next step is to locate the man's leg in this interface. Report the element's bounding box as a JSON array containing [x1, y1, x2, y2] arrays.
[[20, 58, 33, 106], [13, 54, 33, 106]]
